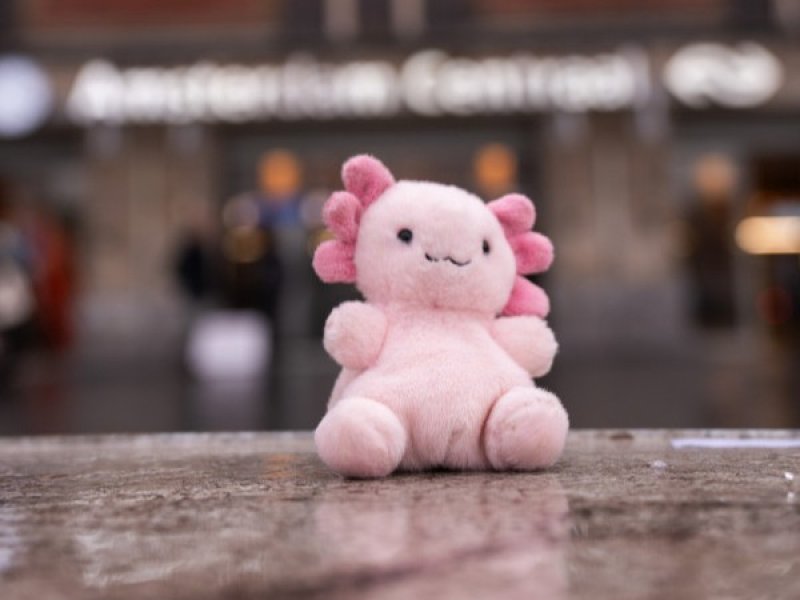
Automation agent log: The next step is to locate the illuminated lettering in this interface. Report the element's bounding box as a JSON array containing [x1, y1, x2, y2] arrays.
[[664, 42, 783, 108], [65, 49, 652, 125]]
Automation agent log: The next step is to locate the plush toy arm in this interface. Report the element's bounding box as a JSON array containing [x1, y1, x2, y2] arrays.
[[491, 316, 558, 378], [324, 301, 388, 370]]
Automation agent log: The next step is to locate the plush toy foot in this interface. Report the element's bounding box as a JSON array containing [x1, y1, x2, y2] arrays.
[[484, 387, 568, 471], [315, 397, 407, 478]]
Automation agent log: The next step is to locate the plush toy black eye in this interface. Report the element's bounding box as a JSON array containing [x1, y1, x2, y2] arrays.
[[397, 228, 413, 243], [482, 240, 491, 255]]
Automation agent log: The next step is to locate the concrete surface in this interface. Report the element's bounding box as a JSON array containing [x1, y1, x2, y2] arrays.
[[1, 430, 799, 599]]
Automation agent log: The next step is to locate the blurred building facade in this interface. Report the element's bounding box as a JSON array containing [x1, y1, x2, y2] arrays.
[[1, 0, 799, 432]]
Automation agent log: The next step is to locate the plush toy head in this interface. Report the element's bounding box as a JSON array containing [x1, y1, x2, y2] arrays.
[[313, 155, 553, 317]]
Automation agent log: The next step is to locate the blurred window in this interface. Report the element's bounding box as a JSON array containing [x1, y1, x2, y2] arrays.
[[471, 0, 726, 16], [360, 0, 391, 39], [469, 0, 727, 27], [283, 0, 324, 38], [390, 0, 425, 38], [427, 0, 471, 32], [22, 0, 278, 30], [728, 0, 774, 31], [774, 0, 800, 33], [321, 0, 418, 42], [322, 0, 360, 42], [0, 1, 17, 49]]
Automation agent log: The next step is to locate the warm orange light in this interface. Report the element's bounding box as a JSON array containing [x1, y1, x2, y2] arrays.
[[735, 216, 800, 255], [258, 150, 302, 199], [474, 143, 517, 196]]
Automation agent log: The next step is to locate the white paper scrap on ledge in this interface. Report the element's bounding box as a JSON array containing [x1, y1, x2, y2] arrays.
[[671, 438, 800, 449]]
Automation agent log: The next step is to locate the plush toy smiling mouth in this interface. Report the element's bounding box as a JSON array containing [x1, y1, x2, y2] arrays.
[[424, 253, 472, 267]]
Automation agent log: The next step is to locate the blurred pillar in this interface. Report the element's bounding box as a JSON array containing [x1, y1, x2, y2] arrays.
[[0, 0, 19, 51], [544, 112, 681, 345], [323, 0, 358, 42], [80, 126, 217, 360], [390, 0, 424, 38]]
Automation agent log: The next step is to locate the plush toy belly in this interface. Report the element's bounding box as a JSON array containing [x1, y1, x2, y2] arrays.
[[329, 313, 535, 471]]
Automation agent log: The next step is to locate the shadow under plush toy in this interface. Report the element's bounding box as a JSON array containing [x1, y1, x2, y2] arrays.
[[313, 155, 568, 478]]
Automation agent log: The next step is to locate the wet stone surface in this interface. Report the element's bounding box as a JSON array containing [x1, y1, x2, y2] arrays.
[[1, 430, 799, 599]]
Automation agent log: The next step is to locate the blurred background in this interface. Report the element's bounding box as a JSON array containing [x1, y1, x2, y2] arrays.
[[0, 0, 799, 435]]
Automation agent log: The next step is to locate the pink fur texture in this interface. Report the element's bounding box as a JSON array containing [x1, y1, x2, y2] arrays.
[[313, 155, 568, 478], [488, 193, 553, 318]]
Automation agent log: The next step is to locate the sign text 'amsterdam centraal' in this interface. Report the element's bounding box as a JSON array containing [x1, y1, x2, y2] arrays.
[[66, 49, 651, 124]]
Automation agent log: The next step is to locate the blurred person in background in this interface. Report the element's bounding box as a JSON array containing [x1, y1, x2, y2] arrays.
[[219, 192, 283, 325], [174, 202, 217, 313], [20, 198, 77, 354], [250, 149, 309, 338], [212, 149, 310, 329], [0, 183, 35, 387], [684, 154, 739, 329], [256, 150, 303, 229]]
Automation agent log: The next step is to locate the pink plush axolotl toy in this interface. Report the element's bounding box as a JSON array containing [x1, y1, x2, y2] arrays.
[[312, 155, 568, 478]]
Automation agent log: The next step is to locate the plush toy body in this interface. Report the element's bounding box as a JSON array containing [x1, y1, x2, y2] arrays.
[[313, 156, 568, 478]]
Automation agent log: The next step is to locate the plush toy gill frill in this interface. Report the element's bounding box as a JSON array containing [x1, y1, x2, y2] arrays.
[[312, 155, 568, 478]]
